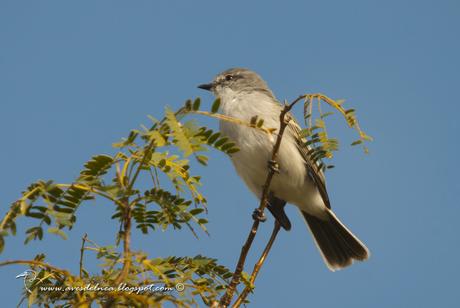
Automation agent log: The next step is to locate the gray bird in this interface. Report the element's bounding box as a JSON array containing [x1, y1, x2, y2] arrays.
[[198, 68, 369, 271]]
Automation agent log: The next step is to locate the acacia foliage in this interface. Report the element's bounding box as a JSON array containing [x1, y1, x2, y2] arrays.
[[0, 98, 241, 307], [0, 95, 371, 307]]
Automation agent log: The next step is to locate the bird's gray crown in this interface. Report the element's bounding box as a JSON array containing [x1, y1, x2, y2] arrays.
[[211, 68, 275, 98]]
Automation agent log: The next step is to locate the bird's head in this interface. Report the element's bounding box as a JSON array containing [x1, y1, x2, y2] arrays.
[[198, 68, 274, 98]]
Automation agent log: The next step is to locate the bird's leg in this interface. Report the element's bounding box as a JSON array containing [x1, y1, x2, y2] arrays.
[[252, 208, 267, 222], [267, 160, 280, 174]]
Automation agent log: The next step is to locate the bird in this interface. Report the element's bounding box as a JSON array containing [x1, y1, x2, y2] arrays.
[[198, 68, 369, 271], [15, 269, 37, 293]]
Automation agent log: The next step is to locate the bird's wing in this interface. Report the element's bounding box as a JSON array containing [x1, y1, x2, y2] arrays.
[[285, 113, 331, 209]]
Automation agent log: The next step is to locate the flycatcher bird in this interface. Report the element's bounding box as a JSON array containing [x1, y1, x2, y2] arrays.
[[198, 68, 369, 271]]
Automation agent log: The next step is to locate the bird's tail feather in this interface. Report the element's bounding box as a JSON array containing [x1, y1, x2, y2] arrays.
[[302, 209, 369, 271]]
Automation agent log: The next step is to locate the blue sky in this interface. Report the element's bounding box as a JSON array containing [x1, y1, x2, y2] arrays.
[[1, 0, 459, 307]]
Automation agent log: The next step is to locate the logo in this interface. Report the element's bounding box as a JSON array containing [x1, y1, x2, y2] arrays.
[[16, 270, 37, 293]]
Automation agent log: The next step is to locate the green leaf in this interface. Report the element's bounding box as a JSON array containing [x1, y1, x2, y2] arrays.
[[185, 99, 192, 111], [43, 215, 51, 225], [193, 98, 201, 111], [53, 205, 75, 213], [165, 109, 194, 157], [196, 155, 208, 166], [207, 132, 221, 145], [211, 98, 221, 113], [79, 154, 114, 182], [345, 108, 355, 114], [220, 142, 236, 151], [111, 211, 122, 219], [26, 212, 45, 219], [189, 208, 204, 216], [226, 147, 240, 154], [24, 227, 43, 243], [214, 137, 229, 148], [198, 218, 208, 224], [148, 130, 167, 147], [24, 233, 35, 244], [58, 185, 88, 213], [201, 129, 213, 140], [351, 140, 363, 146], [256, 118, 264, 128], [112, 130, 139, 148]]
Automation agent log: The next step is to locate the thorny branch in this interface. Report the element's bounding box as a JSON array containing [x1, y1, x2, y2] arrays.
[[219, 95, 308, 307]]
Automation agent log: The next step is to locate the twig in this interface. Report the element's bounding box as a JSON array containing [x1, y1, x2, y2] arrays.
[[79, 233, 88, 278], [232, 221, 281, 307], [190, 110, 276, 135], [219, 95, 306, 307], [114, 198, 132, 285], [112, 108, 187, 285], [0, 259, 71, 276], [102, 234, 127, 308]]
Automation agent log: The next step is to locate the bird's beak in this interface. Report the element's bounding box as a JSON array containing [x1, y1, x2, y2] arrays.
[[197, 83, 214, 91]]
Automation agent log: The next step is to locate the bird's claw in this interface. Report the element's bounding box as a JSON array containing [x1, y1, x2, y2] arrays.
[[268, 160, 280, 174], [252, 208, 267, 222]]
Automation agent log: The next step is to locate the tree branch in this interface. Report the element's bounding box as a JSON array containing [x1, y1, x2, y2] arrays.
[[232, 221, 281, 307], [219, 96, 306, 307], [79, 233, 88, 278], [112, 108, 188, 286], [0, 259, 71, 276], [114, 198, 132, 285]]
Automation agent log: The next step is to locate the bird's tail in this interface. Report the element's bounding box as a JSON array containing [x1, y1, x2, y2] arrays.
[[302, 209, 369, 271]]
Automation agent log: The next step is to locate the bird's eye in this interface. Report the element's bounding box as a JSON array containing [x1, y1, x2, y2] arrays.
[[225, 75, 233, 81]]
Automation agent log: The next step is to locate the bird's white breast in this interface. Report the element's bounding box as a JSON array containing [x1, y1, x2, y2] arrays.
[[217, 90, 326, 217]]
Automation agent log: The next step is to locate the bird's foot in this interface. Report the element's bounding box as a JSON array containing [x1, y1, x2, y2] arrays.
[[267, 160, 280, 174], [252, 208, 267, 222]]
